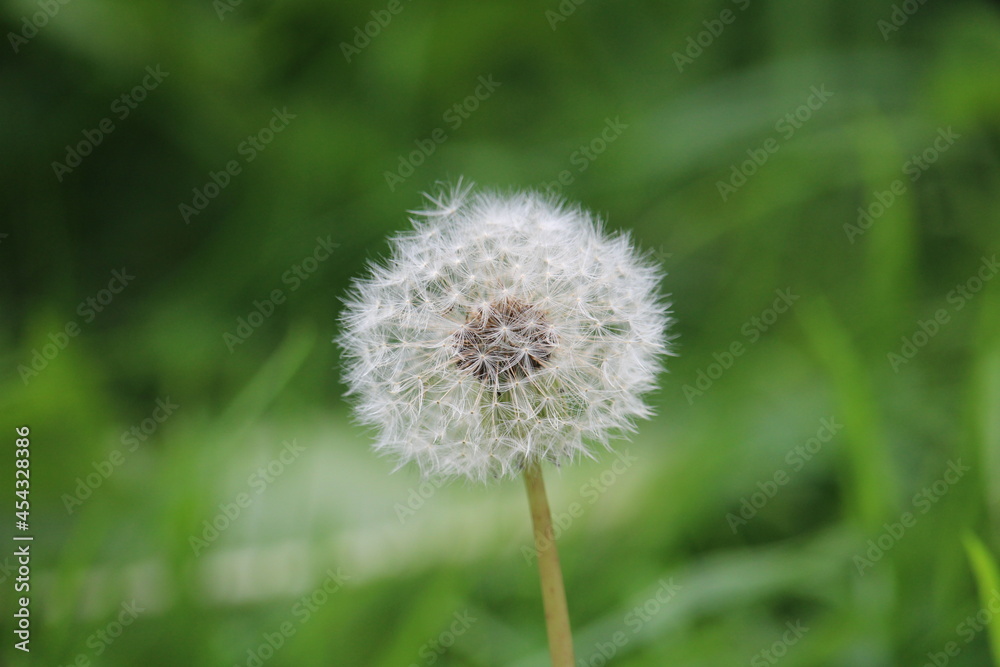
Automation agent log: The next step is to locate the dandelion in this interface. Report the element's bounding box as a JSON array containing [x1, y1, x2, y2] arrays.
[[338, 181, 672, 665]]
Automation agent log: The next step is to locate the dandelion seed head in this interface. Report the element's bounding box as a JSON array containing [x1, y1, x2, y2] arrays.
[[338, 182, 672, 482]]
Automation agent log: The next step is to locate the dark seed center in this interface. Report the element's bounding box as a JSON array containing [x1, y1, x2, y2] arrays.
[[452, 297, 556, 386]]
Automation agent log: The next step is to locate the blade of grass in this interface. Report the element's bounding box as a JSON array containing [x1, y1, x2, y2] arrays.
[[963, 532, 1000, 665]]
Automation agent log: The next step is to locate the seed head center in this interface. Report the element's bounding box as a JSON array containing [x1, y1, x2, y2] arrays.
[[453, 296, 556, 386]]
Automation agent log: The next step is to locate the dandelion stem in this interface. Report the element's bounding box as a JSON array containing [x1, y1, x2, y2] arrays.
[[524, 461, 575, 666]]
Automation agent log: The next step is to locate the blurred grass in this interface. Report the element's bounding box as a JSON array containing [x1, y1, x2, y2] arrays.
[[965, 532, 1000, 663], [2, 0, 1000, 665]]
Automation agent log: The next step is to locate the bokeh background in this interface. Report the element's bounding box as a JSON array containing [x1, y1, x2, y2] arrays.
[[3, 0, 1000, 665]]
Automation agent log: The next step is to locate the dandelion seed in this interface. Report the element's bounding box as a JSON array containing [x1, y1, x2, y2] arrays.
[[338, 182, 671, 482]]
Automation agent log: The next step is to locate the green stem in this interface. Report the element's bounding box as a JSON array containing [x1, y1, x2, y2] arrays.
[[524, 461, 575, 666]]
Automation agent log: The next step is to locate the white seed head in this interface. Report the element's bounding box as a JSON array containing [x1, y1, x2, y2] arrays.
[[337, 182, 672, 482]]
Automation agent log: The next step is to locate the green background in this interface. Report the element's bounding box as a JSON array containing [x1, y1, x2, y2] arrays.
[[2, 0, 1000, 665]]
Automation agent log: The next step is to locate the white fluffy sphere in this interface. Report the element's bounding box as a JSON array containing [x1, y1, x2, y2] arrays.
[[338, 183, 671, 482]]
